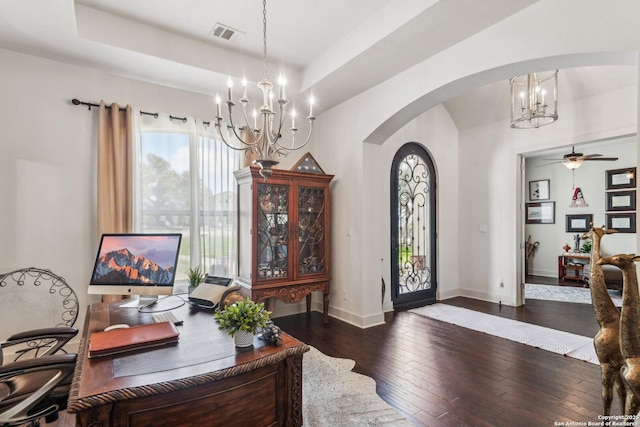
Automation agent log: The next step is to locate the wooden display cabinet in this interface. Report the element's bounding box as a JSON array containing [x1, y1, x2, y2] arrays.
[[558, 253, 590, 282], [234, 159, 333, 323]]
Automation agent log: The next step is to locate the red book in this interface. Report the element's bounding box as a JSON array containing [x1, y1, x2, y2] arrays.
[[89, 322, 179, 358]]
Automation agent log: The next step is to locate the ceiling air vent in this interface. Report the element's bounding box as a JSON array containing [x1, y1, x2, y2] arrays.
[[210, 23, 237, 41]]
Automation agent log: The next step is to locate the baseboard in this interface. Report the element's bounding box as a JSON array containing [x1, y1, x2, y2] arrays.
[[267, 287, 519, 328], [270, 300, 385, 329], [455, 287, 518, 307], [270, 301, 307, 318], [437, 288, 460, 301], [530, 269, 556, 277]]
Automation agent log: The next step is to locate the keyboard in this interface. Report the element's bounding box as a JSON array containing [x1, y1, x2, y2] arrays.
[[152, 311, 183, 325]]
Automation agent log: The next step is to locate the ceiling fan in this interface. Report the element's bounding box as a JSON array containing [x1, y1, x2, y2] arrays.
[[541, 146, 618, 170]]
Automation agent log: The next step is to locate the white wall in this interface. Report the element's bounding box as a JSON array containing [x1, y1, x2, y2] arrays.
[[362, 105, 460, 320], [525, 137, 637, 277], [0, 48, 311, 342], [2, 50, 96, 341], [310, 93, 459, 328], [310, 0, 640, 316], [456, 83, 637, 305], [4, 0, 640, 333], [313, 71, 637, 325]]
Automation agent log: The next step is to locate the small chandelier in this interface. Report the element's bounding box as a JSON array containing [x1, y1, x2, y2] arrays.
[[510, 70, 558, 129], [214, 0, 315, 179]]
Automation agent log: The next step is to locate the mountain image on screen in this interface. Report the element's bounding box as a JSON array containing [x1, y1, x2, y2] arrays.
[[92, 248, 174, 285]]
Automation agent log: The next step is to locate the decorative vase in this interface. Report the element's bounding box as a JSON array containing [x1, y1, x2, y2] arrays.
[[234, 330, 254, 347]]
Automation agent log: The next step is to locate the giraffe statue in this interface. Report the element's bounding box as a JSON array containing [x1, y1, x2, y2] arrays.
[[597, 253, 640, 415], [582, 225, 627, 415]]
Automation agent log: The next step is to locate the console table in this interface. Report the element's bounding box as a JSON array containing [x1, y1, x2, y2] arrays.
[[67, 300, 309, 426], [558, 254, 590, 282]]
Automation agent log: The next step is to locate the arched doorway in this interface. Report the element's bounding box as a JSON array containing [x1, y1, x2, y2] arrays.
[[390, 142, 437, 310]]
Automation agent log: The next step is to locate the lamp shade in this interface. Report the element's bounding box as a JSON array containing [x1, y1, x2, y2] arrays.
[[562, 159, 583, 170]]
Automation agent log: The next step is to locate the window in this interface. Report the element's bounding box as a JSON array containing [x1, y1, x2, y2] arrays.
[[133, 114, 242, 281]]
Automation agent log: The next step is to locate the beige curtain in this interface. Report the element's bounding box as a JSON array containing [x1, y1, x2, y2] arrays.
[[97, 101, 132, 302], [97, 101, 133, 235]]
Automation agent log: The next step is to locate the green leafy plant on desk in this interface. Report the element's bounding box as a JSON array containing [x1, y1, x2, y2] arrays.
[[581, 239, 592, 254], [187, 266, 206, 289], [214, 298, 271, 337]]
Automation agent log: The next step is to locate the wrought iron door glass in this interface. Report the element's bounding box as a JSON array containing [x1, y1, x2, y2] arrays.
[[298, 186, 326, 275], [396, 154, 431, 294], [257, 183, 289, 279]]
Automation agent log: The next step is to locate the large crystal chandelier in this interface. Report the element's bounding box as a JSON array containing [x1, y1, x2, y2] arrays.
[[510, 70, 558, 129], [214, 0, 315, 179]]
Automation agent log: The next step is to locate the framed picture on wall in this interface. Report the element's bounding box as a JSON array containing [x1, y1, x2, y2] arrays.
[[528, 179, 550, 201], [606, 213, 636, 233], [606, 190, 636, 211], [566, 214, 593, 232], [606, 167, 636, 190], [526, 201, 555, 224]]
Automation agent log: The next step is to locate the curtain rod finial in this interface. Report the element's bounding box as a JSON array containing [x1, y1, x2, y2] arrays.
[[71, 98, 96, 110]]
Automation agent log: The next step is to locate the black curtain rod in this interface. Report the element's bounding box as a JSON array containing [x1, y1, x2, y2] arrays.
[[70, 98, 211, 126]]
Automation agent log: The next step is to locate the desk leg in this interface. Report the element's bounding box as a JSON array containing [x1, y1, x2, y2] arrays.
[[75, 404, 112, 427], [285, 354, 304, 427]]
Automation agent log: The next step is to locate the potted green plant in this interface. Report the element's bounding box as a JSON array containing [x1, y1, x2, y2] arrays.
[[214, 298, 271, 347], [581, 239, 592, 254], [187, 266, 205, 293]]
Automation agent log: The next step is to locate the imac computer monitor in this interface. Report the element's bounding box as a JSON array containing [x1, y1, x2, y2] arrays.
[[88, 233, 182, 305]]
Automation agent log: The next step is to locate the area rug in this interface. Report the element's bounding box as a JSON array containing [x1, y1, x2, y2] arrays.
[[303, 346, 413, 426], [525, 283, 622, 307], [409, 304, 598, 365]]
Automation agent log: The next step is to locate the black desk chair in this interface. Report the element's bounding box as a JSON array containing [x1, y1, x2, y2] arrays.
[[0, 353, 77, 426], [0, 268, 79, 426]]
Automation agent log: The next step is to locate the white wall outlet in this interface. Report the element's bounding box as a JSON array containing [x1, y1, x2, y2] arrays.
[[343, 290, 348, 300], [498, 278, 504, 287]]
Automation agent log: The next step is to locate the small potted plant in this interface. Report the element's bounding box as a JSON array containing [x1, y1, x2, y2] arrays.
[[187, 265, 205, 293], [214, 298, 271, 347]]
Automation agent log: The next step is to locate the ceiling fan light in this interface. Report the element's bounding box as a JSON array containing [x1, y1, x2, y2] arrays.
[[563, 159, 583, 170]]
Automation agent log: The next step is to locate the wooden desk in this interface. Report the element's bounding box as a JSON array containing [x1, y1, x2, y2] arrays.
[[67, 300, 309, 427], [558, 253, 590, 281]]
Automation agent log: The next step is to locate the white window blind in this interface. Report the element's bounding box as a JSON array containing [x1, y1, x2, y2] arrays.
[[133, 112, 242, 282]]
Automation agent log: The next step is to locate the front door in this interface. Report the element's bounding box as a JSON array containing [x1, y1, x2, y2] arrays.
[[390, 142, 437, 310]]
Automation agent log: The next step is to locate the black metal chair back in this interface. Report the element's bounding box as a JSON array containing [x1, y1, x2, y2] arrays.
[[0, 268, 79, 363]]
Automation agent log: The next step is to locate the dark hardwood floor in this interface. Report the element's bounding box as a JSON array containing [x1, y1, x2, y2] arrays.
[[276, 296, 611, 427], [49, 291, 608, 427]]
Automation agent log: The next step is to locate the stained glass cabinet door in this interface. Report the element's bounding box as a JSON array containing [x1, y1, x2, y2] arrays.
[[256, 182, 291, 281], [297, 185, 327, 277]]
